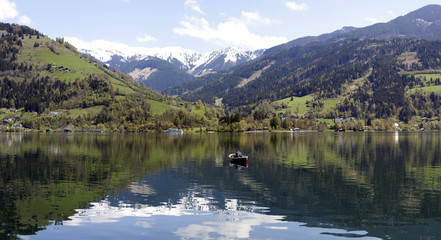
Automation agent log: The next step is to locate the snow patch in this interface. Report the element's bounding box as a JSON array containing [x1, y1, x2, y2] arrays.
[[66, 37, 264, 74], [415, 18, 432, 27]]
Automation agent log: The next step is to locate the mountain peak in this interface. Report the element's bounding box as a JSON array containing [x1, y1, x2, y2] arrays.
[[265, 4, 441, 54], [70, 36, 264, 74], [72, 41, 265, 91], [405, 4, 441, 21], [72, 37, 264, 74]]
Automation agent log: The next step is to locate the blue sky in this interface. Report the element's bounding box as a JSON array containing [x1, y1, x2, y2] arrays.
[[1, 0, 441, 52]]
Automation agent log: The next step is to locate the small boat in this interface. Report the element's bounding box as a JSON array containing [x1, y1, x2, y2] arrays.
[[229, 152, 248, 167], [165, 128, 183, 134]]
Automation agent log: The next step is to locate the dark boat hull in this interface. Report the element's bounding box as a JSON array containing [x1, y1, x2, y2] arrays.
[[229, 157, 248, 167]]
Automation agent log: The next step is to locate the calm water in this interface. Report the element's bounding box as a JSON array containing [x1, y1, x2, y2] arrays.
[[1, 132, 441, 239]]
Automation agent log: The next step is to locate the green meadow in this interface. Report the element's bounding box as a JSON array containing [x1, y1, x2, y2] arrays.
[[274, 95, 313, 116], [147, 99, 176, 115], [408, 85, 441, 93], [66, 106, 105, 118], [274, 95, 339, 116], [321, 98, 339, 113], [408, 74, 441, 93], [19, 35, 134, 95]]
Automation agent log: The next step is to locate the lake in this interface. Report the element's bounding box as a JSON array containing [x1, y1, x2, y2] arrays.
[[1, 132, 441, 239]]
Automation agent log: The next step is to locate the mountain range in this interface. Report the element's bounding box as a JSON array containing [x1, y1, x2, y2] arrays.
[[73, 4, 441, 96], [73, 42, 264, 92], [60, 4, 441, 124], [3, 5, 441, 131], [165, 4, 441, 109], [266, 4, 441, 53]]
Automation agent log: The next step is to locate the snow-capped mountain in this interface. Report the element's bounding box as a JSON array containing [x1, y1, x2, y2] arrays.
[[66, 37, 264, 91], [191, 47, 265, 76], [67, 37, 263, 75]]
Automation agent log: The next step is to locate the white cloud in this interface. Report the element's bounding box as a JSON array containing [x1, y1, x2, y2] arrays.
[[365, 17, 381, 24], [18, 15, 31, 25], [0, 0, 32, 25], [135, 221, 152, 229], [174, 0, 286, 50], [174, 16, 213, 41], [136, 34, 157, 43], [65, 197, 286, 240], [241, 11, 273, 25], [387, 10, 398, 19], [285, 1, 308, 11], [387, 10, 395, 16], [173, 16, 287, 50], [0, 0, 18, 20], [185, 0, 204, 15]]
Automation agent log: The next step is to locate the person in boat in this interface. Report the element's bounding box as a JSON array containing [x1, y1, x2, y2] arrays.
[[235, 151, 243, 157]]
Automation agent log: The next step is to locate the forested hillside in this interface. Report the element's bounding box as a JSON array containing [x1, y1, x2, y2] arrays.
[[0, 23, 224, 131], [166, 5, 441, 127], [265, 4, 441, 53], [175, 37, 441, 123]]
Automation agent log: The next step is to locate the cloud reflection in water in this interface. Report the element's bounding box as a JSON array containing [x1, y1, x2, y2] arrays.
[[61, 184, 377, 240]]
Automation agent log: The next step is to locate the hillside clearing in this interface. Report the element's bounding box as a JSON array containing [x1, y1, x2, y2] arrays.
[[148, 99, 176, 115], [408, 85, 441, 93], [274, 95, 313, 116], [237, 61, 274, 88]]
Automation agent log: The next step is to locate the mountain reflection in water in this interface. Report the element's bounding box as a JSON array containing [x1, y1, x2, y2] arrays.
[[0, 132, 439, 239]]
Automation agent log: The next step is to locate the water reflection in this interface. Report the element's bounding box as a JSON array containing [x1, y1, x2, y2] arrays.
[[45, 184, 377, 240], [0, 132, 440, 239], [65, 197, 285, 239]]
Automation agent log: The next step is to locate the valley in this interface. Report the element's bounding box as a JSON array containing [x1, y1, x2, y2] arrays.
[[3, 5, 441, 132]]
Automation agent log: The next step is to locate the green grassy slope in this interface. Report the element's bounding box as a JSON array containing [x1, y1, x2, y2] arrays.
[[274, 95, 313, 116], [18, 35, 135, 95], [0, 23, 227, 132]]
